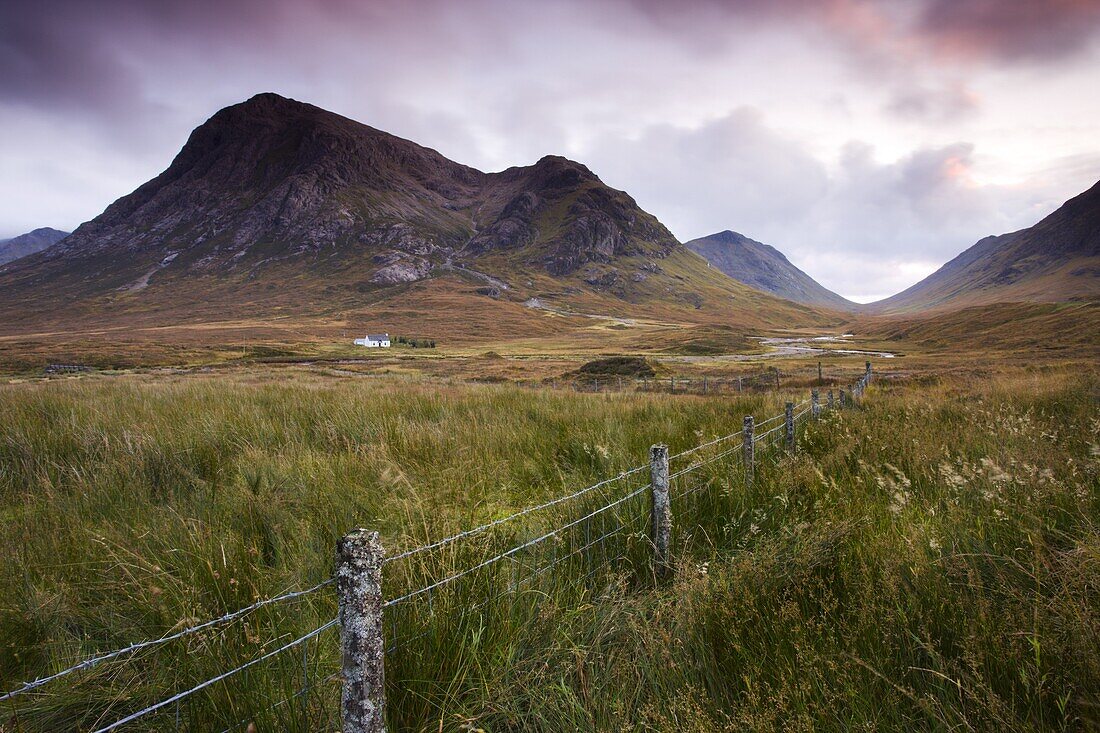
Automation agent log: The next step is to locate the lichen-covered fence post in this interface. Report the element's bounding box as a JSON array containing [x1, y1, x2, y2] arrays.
[[828, 389, 835, 410], [742, 416, 754, 487], [866, 360, 872, 383], [785, 402, 795, 452], [649, 444, 672, 579], [839, 389, 848, 408], [811, 389, 820, 420], [336, 529, 386, 733]]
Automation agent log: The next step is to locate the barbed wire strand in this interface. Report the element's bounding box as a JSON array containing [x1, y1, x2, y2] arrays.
[[0, 578, 335, 702], [384, 464, 650, 565], [92, 620, 338, 733], [668, 427, 743, 461], [384, 484, 649, 608]]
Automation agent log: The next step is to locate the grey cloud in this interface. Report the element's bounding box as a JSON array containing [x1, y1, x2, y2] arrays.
[[916, 0, 1100, 62], [584, 116, 1089, 300], [586, 109, 830, 242], [884, 81, 979, 123]]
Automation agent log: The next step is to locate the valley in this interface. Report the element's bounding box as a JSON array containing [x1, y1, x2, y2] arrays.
[[0, 89, 1097, 733]]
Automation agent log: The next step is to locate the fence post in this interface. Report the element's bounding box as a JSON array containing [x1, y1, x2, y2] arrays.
[[670, 376, 675, 392], [594, 378, 598, 393], [775, 370, 780, 389], [649, 444, 672, 579], [703, 376, 708, 395], [336, 529, 386, 733], [738, 377, 743, 393], [839, 389, 847, 408], [643, 376, 648, 391], [865, 360, 872, 383], [818, 361, 823, 382], [785, 402, 794, 452], [743, 416, 754, 486], [828, 390, 834, 410], [811, 389, 820, 420]]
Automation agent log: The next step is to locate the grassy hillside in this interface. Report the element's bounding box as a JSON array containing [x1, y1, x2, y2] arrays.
[[1, 366, 1097, 730], [869, 180, 1100, 314], [859, 300, 1100, 359]]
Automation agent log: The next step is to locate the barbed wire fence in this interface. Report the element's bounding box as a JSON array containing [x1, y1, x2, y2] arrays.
[[2, 364, 875, 732]]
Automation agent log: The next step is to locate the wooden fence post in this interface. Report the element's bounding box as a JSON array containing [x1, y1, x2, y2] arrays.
[[336, 529, 386, 733], [649, 444, 672, 579], [828, 390, 834, 410], [743, 416, 754, 487], [738, 377, 743, 393], [811, 389, 820, 420], [785, 402, 794, 452], [839, 389, 848, 408], [703, 376, 708, 395], [865, 360, 872, 382]]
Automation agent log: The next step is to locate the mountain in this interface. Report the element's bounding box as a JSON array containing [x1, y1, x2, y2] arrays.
[[0, 93, 826, 346], [870, 180, 1100, 313], [684, 230, 855, 310], [0, 227, 69, 265]]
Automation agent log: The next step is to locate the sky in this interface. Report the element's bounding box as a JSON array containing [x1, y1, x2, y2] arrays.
[[2, 0, 1099, 301]]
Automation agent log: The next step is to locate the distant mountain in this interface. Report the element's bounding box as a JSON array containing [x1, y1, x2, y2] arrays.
[[0, 93, 824, 336], [684, 230, 855, 310], [871, 180, 1100, 313], [0, 227, 69, 265]]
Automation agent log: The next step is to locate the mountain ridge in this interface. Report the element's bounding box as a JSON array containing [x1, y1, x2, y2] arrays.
[[869, 179, 1100, 313], [0, 227, 69, 265], [0, 93, 827, 339], [684, 230, 855, 310]]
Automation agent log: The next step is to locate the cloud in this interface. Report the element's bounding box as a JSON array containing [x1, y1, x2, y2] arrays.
[[0, 0, 1096, 301], [586, 109, 830, 241], [884, 81, 980, 123], [584, 114, 1093, 301], [916, 0, 1100, 62]]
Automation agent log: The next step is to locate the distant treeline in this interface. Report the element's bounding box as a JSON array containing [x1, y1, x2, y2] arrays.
[[394, 336, 436, 348]]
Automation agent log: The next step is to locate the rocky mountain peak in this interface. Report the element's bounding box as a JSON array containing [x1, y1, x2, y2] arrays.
[[2, 94, 687, 305]]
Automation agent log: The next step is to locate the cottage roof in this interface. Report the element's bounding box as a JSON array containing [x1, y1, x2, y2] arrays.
[[366, 333, 389, 340]]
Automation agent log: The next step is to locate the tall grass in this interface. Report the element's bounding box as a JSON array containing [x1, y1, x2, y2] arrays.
[[0, 368, 1097, 730]]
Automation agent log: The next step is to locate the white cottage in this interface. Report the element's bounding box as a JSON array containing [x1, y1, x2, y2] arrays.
[[354, 333, 391, 348]]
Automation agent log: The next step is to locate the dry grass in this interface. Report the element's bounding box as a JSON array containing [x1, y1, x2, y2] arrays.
[[0, 363, 1096, 730]]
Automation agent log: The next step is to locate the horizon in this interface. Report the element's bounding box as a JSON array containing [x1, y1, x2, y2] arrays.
[[2, 0, 1099, 301]]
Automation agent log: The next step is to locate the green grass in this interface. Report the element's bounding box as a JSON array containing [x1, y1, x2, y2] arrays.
[[0, 368, 1097, 731]]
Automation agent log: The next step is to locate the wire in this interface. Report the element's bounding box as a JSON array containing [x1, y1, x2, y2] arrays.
[[385, 464, 649, 565], [753, 423, 785, 445], [384, 484, 648, 608], [0, 578, 334, 702], [92, 620, 338, 732], [669, 445, 742, 481], [668, 427, 743, 461]]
